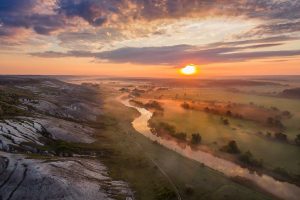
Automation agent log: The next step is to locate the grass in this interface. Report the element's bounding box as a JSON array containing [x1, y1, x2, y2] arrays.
[[148, 97, 300, 175], [86, 85, 274, 200], [144, 87, 300, 138]]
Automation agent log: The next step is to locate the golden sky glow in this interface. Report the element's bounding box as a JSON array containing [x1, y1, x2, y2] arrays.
[[0, 0, 300, 77]]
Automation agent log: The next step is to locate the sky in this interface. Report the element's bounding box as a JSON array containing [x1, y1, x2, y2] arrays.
[[0, 0, 300, 77]]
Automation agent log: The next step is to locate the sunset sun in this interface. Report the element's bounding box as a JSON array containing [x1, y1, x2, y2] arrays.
[[180, 64, 198, 75]]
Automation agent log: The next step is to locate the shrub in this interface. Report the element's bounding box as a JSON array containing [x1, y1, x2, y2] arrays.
[[174, 132, 187, 141], [157, 122, 176, 134], [274, 132, 287, 141], [226, 110, 232, 116], [273, 167, 290, 178], [282, 110, 292, 118], [191, 133, 201, 145], [239, 151, 263, 168], [295, 134, 300, 146], [221, 140, 240, 154], [221, 118, 230, 126], [184, 185, 194, 195], [181, 102, 190, 109], [145, 101, 164, 111]]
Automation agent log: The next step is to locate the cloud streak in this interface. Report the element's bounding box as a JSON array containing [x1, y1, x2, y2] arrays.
[[31, 37, 300, 65]]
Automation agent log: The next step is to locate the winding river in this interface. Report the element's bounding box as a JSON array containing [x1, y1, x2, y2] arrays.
[[121, 98, 300, 200]]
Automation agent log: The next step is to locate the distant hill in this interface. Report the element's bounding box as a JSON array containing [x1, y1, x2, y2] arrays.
[[280, 88, 300, 99]]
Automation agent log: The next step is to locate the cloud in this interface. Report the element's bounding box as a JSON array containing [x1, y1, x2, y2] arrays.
[[0, 0, 65, 36], [55, 0, 300, 24], [31, 37, 300, 65], [1, 0, 300, 38], [1, 0, 300, 60], [241, 21, 300, 37], [207, 36, 299, 47], [1, 0, 300, 37]]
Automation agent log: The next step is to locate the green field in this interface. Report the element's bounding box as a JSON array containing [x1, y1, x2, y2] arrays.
[[90, 84, 275, 200], [140, 87, 300, 177]]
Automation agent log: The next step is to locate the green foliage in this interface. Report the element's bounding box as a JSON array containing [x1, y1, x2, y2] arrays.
[[184, 185, 194, 196], [221, 140, 240, 154], [173, 132, 187, 141], [181, 102, 190, 109], [154, 186, 177, 200], [267, 117, 285, 130], [239, 151, 263, 168], [145, 100, 164, 111], [274, 132, 288, 141], [44, 140, 81, 156], [0, 102, 27, 117], [273, 167, 290, 177], [294, 134, 300, 146], [157, 122, 176, 134], [191, 133, 202, 145]]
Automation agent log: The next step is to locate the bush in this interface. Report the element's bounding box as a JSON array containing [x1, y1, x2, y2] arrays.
[[282, 110, 292, 118], [273, 167, 290, 178], [221, 118, 230, 126], [267, 117, 285, 130], [145, 101, 164, 111], [157, 122, 176, 134], [295, 134, 300, 146], [274, 132, 287, 141], [181, 102, 190, 109], [239, 151, 263, 168], [221, 140, 240, 154], [174, 132, 187, 141], [191, 133, 201, 145], [226, 110, 232, 116], [184, 185, 194, 195]]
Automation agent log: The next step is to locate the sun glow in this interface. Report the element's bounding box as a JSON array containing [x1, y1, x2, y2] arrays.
[[180, 64, 198, 75]]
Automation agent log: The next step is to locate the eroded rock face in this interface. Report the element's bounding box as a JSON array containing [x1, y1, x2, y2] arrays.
[[0, 153, 134, 200], [0, 119, 49, 152], [0, 78, 134, 200]]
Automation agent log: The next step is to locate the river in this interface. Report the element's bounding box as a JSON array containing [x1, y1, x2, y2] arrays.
[[121, 98, 300, 200]]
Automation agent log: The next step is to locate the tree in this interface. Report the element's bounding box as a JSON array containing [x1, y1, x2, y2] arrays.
[[181, 102, 190, 109], [191, 133, 201, 145], [226, 110, 232, 116], [174, 132, 187, 141], [221, 140, 240, 154], [282, 110, 292, 118], [239, 151, 263, 168], [158, 122, 176, 134], [274, 132, 287, 141], [295, 134, 300, 146], [222, 118, 230, 126]]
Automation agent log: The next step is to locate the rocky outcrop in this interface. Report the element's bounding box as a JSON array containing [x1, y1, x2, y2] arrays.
[[0, 153, 134, 200]]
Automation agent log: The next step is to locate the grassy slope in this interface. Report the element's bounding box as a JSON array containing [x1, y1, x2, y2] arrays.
[[89, 86, 274, 200]]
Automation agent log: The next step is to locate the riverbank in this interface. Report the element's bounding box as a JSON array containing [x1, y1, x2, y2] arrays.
[[119, 97, 300, 200]]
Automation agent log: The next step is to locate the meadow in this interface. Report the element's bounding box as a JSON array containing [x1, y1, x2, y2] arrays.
[[92, 83, 275, 200], [135, 80, 300, 182]]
